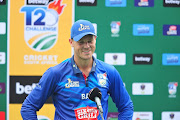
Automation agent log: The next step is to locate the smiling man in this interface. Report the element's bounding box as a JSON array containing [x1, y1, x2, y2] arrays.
[[21, 19, 133, 120]]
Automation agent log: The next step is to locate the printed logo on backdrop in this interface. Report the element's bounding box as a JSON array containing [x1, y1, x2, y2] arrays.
[[10, 76, 53, 103], [0, 22, 6, 34], [105, 53, 126, 65], [163, 25, 180, 36], [77, 0, 97, 6], [132, 83, 153, 95], [20, 0, 66, 52], [97, 73, 107, 87], [105, 0, 127, 7], [27, 0, 53, 5], [0, 52, 5, 64], [162, 53, 180, 65], [163, 0, 180, 7], [107, 112, 118, 119], [110, 21, 121, 37], [168, 82, 178, 98], [133, 24, 154, 36], [37, 115, 50, 120], [92, 23, 97, 35], [0, 0, 6, 5], [133, 112, 153, 120], [162, 112, 180, 120], [134, 0, 154, 7], [0, 83, 5, 94], [133, 54, 153, 65]]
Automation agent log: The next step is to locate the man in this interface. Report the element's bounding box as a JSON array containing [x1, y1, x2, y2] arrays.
[[21, 19, 134, 120]]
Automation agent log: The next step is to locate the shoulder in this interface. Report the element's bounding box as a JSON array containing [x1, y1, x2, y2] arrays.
[[48, 58, 71, 74], [95, 59, 116, 73]]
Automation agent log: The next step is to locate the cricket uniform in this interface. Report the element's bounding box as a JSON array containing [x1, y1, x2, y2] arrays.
[[21, 56, 133, 120]]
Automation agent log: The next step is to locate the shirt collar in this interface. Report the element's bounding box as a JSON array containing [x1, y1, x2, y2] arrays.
[[71, 55, 96, 74]]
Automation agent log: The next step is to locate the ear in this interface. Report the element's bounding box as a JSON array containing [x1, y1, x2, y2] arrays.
[[69, 38, 74, 47], [94, 36, 97, 43]]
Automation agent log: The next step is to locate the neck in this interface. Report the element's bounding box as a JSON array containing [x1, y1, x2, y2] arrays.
[[74, 56, 93, 76]]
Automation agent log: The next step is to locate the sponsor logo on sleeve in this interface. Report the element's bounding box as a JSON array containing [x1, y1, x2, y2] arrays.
[[133, 24, 154, 36], [134, 0, 154, 7], [162, 53, 180, 65], [133, 54, 153, 64], [74, 106, 99, 120], [133, 112, 153, 120], [105, 53, 126, 65], [105, 0, 127, 7], [162, 112, 180, 120], [77, 0, 97, 6], [168, 82, 178, 98], [132, 83, 154, 95], [163, 0, 180, 7], [163, 25, 180, 36]]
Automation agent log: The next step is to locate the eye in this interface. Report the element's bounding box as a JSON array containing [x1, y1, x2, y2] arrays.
[[79, 41, 84, 44], [88, 40, 92, 43]]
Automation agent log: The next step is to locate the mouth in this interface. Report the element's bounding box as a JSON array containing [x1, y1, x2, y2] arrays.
[[82, 50, 91, 54]]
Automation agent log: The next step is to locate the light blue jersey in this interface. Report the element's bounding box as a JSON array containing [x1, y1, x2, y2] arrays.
[[21, 56, 133, 120]]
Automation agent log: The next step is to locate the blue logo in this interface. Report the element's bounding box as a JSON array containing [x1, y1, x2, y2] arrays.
[[133, 24, 154, 36], [105, 0, 126, 7], [163, 25, 180, 36], [162, 53, 180, 65]]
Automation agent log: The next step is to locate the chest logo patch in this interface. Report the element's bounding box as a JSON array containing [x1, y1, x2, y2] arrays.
[[65, 78, 79, 88], [97, 73, 107, 87]]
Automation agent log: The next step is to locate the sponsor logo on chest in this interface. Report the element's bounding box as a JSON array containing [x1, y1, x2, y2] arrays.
[[65, 78, 79, 88]]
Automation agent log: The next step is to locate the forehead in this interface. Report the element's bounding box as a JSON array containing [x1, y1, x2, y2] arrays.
[[78, 35, 94, 42]]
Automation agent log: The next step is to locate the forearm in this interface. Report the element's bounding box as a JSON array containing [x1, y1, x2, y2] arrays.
[[21, 100, 38, 120], [118, 102, 134, 120]]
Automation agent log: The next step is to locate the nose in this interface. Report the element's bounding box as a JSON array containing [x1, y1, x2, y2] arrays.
[[84, 42, 90, 48]]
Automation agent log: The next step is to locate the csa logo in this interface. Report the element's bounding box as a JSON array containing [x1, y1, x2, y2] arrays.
[[168, 82, 178, 98], [97, 73, 107, 87], [20, 0, 66, 52]]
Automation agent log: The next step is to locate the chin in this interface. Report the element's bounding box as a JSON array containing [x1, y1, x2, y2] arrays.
[[81, 55, 92, 60]]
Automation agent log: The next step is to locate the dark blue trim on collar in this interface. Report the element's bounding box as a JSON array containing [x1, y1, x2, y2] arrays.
[[70, 55, 96, 75]]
